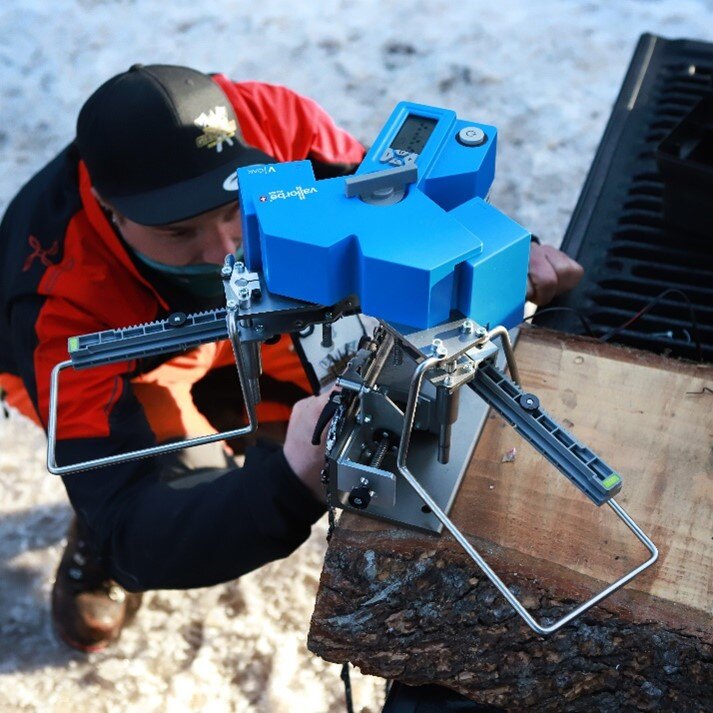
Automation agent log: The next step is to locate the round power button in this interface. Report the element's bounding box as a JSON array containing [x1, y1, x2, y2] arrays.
[[457, 126, 486, 147]]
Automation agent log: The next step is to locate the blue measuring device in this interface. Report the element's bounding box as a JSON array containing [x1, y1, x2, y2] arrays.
[[238, 102, 530, 330]]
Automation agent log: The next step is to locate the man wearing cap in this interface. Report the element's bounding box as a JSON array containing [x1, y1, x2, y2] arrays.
[[0, 64, 583, 652]]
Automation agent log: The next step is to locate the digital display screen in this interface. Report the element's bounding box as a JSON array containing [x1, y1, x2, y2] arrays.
[[390, 115, 437, 155]]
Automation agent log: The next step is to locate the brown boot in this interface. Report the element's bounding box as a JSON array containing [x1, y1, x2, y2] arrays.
[[51, 518, 143, 652]]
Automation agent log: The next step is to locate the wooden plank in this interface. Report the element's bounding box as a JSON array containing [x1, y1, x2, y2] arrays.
[[308, 328, 713, 709]]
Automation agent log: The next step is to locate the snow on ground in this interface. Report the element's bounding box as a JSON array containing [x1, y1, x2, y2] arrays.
[[0, 1, 711, 711]]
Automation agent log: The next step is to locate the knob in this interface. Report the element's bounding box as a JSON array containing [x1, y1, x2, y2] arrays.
[[519, 393, 540, 412], [348, 479, 372, 510]]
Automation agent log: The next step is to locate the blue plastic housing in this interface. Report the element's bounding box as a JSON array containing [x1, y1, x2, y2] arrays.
[[238, 102, 530, 330]]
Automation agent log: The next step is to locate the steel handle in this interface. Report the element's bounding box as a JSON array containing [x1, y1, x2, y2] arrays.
[[395, 348, 658, 635]]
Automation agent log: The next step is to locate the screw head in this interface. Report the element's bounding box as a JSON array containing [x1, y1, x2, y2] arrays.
[[168, 312, 187, 327], [221, 265, 232, 278]]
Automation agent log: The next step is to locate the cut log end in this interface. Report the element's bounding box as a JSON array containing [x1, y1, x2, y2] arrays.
[[309, 329, 713, 710]]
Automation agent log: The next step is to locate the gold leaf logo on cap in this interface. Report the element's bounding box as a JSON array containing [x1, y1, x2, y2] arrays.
[[194, 106, 237, 153]]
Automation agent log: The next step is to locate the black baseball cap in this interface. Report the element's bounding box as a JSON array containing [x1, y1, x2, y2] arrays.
[[76, 64, 275, 226]]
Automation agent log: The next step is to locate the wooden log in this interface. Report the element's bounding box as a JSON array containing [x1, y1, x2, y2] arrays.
[[308, 328, 713, 711]]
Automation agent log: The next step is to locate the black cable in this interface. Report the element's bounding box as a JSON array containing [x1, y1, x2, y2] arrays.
[[524, 306, 597, 337], [525, 291, 704, 362], [355, 313, 369, 337], [597, 288, 704, 362], [341, 662, 354, 713]]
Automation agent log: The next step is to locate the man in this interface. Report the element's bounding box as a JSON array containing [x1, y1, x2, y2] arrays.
[[0, 64, 582, 652]]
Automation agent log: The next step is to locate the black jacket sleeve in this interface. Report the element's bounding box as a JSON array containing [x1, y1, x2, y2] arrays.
[[60, 436, 326, 592]]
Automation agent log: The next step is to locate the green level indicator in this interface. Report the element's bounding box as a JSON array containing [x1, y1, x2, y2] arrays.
[[68, 336, 80, 353], [602, 474, 621, 489]]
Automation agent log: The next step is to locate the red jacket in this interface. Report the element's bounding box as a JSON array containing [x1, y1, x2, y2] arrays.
[[0, 78, 365, 591]]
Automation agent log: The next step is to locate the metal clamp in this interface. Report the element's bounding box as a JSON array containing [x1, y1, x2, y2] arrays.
[[47, 308, 258, 475], [395, 333, 658, 635]]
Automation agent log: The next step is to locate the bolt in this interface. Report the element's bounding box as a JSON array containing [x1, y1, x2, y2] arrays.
[[475, 326, 487, 339], [444, 376, 454, 388], [235, 261, 246, 273], [226, 300, 238, 311], [324, 311, 333, 320], [461, 320, 475, 334], [363, 414, 372, 424], [221, 265, 232, 278], [255, 324, 264, 332], [237, 287, 251, 309], [431, 338, 448, 358]]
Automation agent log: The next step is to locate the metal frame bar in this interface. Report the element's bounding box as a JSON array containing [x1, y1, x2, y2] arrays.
[[47, 308, 258, 475], [395, 336, 658, 635]]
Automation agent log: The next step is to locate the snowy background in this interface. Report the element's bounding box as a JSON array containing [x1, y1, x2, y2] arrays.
[[1, 1, 712, 711]]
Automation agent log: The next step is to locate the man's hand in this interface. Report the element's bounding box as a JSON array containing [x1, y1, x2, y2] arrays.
[[526, 243, 584, 306], [283, 391, 333, 503]]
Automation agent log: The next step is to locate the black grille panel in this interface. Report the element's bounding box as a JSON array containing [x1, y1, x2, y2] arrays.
[[536, 34, 713, 363]]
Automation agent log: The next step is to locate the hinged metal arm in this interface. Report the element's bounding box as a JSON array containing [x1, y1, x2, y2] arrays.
[[47, 307, 258, 475]]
